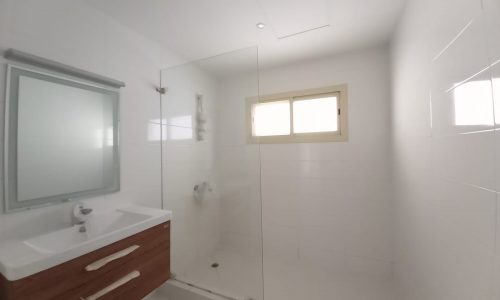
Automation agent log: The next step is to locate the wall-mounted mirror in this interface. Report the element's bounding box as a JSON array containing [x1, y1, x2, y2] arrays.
[[4, 65, 120, 212]]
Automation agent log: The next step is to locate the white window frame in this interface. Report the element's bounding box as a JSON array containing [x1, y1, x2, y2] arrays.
[[246, 84, 348, 143]]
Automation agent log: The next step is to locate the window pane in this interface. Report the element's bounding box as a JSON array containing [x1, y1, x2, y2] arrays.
[[253, 100, 290, 136], [293, 96, 338, 133]]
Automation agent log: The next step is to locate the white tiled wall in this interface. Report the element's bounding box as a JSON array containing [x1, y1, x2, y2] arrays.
[[160, 63, 223, 277], [0, 0, 181, 239], [215, 46, 393, 298], [258, 46, 394, 292], [214, 65, 262, 258], [391, 0, 500, 299]]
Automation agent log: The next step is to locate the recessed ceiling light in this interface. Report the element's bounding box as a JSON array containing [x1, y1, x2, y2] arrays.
[[256, 22, 265, 29]]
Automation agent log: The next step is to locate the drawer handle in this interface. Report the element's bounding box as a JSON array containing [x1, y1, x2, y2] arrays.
[[85, 245, 140, 271], [82, 270, 141, 300]]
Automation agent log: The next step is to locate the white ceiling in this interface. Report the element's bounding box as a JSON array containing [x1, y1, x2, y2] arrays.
[[85, 0, 407, 69]]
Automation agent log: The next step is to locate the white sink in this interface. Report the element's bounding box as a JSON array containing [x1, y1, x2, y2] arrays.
[[0, 205, 171, 281], [24, 210, 151, 254]]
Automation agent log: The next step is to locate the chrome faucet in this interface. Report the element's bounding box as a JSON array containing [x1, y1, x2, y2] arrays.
[[72, 202, 93, 232]]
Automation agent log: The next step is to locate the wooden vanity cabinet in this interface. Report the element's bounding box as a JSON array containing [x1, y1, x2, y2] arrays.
[[0, 221, 170, 300]]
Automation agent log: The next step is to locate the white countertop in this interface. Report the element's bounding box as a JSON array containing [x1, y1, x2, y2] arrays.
[[0, 205, 171, 281]]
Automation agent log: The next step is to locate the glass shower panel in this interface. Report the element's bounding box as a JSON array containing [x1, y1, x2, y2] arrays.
[[160, 47, 262, 300]]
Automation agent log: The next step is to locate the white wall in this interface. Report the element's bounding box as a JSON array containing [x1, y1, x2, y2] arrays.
[[0, 0, 181, 240], [216, 46, 393, 299], [391, 0, 500, 299], [212, 49, 261, 259], [160, 63, 222, 278]]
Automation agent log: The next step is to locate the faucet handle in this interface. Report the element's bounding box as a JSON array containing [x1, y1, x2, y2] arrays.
[[80, 208, 93, 215]]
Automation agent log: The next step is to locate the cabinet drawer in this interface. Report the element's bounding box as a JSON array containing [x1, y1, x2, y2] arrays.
[[59, 241, 170, 300], [7, 222, 170, 300]]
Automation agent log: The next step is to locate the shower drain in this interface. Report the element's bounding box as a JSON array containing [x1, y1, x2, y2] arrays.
[[211, 262, 219, 268]]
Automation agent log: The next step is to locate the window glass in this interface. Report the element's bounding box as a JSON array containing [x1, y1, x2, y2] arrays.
[[293, 96, 338, 133], [253, 100, 290, 136]]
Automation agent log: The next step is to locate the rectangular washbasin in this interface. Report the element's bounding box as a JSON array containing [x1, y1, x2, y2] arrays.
[[23, 210, 151, 254]]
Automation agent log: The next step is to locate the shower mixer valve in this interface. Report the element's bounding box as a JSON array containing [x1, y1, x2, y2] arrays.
[[193, 182, 213, 200]]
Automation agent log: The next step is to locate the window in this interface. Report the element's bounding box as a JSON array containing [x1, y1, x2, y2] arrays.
[[247, 85, 348, 143]]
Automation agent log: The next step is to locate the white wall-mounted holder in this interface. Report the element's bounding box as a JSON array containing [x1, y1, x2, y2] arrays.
[[195, 94, 207, 141]]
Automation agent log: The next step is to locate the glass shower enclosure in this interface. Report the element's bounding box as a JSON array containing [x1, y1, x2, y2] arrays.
[[160, 47, 262, 300]]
